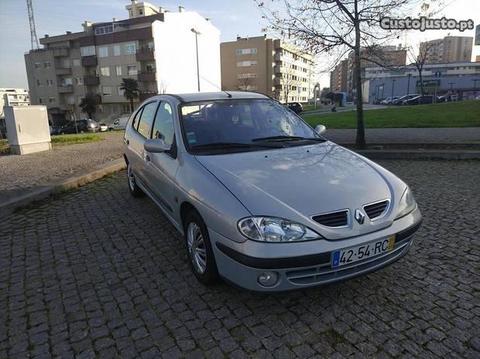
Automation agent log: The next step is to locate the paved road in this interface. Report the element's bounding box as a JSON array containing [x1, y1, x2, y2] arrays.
[[1, 161, 479, 358], [324, 127, 480, 145], [0, 132, 124, 204]]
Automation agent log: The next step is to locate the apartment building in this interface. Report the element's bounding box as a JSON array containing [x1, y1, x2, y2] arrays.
[[330, 59, 348, 92], [420, 36, 473, 64], [0, 88, 30, 138], [220, 36, 314, 103], [25, 1, 220, 123]]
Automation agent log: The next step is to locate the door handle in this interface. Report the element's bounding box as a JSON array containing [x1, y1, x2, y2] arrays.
[[124, 138, 129, 145], [144, 153, 151, 162]]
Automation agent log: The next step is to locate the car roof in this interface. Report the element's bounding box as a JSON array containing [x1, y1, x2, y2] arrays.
[[155, 91, 270, 103]]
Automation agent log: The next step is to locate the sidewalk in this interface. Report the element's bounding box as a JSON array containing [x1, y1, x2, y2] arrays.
[[324, 127, 480, 145], [0, 132, 124, 205]]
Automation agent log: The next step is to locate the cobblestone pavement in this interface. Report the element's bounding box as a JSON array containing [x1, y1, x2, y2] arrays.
[[0, 132, 123, 203], [1, 160, 479, 358]]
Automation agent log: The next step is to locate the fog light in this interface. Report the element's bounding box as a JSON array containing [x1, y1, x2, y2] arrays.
[[257, 271, 279, 287]]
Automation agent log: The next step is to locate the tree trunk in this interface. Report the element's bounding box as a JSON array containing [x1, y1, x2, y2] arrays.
[[419, 70, 425, 96], [353, 13, 366, 148]]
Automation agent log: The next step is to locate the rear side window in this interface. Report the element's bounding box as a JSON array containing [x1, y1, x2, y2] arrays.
[[131, 108, 143, 130], [137, 101, 158, 138]]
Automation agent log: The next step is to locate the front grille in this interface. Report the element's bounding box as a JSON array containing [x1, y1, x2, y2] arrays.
[[312, 210, 348, 227], [364, 200, 389, 220]]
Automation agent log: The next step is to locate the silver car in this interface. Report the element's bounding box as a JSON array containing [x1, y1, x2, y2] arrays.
[[123, 92, 422, 292]]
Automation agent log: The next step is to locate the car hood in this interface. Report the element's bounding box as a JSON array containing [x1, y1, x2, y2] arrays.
[[195, 142, 401, 238]]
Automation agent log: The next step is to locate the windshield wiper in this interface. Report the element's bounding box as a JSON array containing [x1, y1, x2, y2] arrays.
[[190, 142, 280, 151], [252, 135, 326, 142]]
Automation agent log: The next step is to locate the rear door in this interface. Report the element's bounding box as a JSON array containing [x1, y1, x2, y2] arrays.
[[125, 100, 158, 184]]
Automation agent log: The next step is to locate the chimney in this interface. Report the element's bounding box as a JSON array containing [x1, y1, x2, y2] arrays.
[[178, 5, 184, 12], [158, 6, 164, 13]]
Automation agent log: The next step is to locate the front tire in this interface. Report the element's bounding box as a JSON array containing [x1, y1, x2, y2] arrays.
[[127, 163, 144, 197], [184, 211, 219, 285]]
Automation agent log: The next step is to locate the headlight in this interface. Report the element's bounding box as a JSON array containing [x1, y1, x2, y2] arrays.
[[238, 217, 322, 242], [396, 187, 417, 219]]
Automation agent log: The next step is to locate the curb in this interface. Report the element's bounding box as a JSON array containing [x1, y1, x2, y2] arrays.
[[355, 149, 480, 160], [0, 158, 126, 217]]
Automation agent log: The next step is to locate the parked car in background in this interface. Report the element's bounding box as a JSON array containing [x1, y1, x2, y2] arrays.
[[123, 91, 422, 291], [402, 95, 434, 106], [392, 94, 419, 105], [109, 115, 130, 131], [286, 102, 303, 114], [99, 123, 108, 132], [59, 119, 99, 134], [380, 97, 399, 105]]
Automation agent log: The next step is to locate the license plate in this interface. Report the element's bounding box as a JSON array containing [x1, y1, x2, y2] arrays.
[[331, 235, 396, 268]]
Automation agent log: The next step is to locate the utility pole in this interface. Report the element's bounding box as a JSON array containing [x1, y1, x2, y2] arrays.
[[26, 0, 40, 50], [191, 28, 201, 92]]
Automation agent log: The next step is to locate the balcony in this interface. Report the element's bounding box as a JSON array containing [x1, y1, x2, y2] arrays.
[[138, 71, 156, 82], [274, 53, 282, 61], [82, 55, 98, 67], [57, 85, 73, 93], [55, 67, 71, 75], [136, 48, 155, 62], [52, 47, 69, 57], [83, 75, 100, 86]]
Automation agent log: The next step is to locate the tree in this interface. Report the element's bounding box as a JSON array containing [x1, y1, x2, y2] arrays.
[[120, 78, 140, 112], [409, 41, 434, 96], [238, 76, 254, 91], [256, 0, 433, 148], [79, 93, 101, 119]]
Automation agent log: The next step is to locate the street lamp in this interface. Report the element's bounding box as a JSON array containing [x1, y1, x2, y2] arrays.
[[406, 73, 412, 95], [191, 28, 201, 92]]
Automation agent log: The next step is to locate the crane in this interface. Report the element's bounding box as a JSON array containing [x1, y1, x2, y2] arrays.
[[26, 0, 40, 50]]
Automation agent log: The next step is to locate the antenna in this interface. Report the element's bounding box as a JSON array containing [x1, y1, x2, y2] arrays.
[[26, 0, 40, 50]]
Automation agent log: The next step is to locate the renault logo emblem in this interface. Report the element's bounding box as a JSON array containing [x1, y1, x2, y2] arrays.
[[354, 209, 365, 224]]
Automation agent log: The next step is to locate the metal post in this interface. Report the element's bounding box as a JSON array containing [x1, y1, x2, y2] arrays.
[[407, 74, 411, 95], [391, 79, 396, 100], [191, 28, 201, 92]]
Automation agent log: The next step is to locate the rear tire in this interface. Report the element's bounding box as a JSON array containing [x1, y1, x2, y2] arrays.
[[127, 162, 144, 197], [184, 210, 219, 285]]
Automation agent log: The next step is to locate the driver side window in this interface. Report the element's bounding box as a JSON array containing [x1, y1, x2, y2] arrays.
[[151, 101, 175, 146]]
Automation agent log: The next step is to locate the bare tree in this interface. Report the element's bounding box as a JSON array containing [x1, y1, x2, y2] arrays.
[[408, 41, 434, 96], [238, 76, 254, 91], [256, 0, 435, 148]]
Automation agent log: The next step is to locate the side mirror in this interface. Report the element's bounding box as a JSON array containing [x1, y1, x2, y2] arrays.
[[315, 124, 326, 135], [144, 139, 170, 153]]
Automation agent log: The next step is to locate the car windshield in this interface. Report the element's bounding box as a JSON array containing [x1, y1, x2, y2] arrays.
[[181, 99, 323, 154]]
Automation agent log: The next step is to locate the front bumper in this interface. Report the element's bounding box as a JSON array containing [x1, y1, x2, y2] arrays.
[[210, 207, 422, 292]]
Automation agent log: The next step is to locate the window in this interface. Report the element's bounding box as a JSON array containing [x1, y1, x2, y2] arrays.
[[116, 65, 122, 76], [49, 97, 55, 103], [118, 87, 125, 96], [63, 77, 73, 85], [236, 48, 258, 55], [95, 25, 113, 35], [127, 65, 137, 76], [152, 102, 174, 146], [100, 67, 110, 76], [46, 80, 54, 86], [237, 60, 257, 67], [113, 45, 121, 56], [34, 62, 41, 69], [237, 73, 256, 79], [98, 46, 109, 58], [75, 77, 83, 85], [125, 42, 136, 55], [102, 86, 112, 96], [38, 98, 43, 104], [44, 62, 51, 68], [80, 46, 95, 57], [137, 101, 158, 138], [36, 79, 41, 86], [72, 59, 81, 67]]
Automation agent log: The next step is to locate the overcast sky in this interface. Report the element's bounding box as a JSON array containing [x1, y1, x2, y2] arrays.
[[0, 0, 478, 90]]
